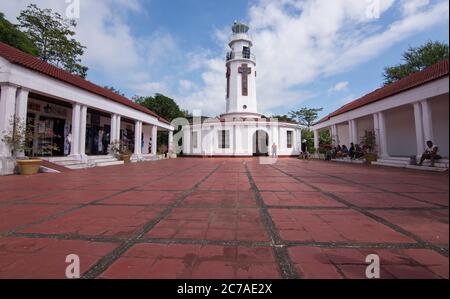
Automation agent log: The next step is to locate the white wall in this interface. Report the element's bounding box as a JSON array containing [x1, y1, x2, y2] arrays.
[[385, 105, 417, 157], [356, 116, 374, 145], [430, 94, 449, 158], [336, 123, 350, 146]]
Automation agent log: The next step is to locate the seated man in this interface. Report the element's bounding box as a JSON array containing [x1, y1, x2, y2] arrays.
[[419, 141, 442, 167], [354, 144, 364, 159], [341, 145, 349, 158]]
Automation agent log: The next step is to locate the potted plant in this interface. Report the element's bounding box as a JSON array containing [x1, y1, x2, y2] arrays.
[[108, 140, 132, 163], [361, 130, 378, 163], [1, 116, 41, 175]]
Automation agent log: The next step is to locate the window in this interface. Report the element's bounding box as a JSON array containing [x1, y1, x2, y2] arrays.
[[287, 131, 293, 149], [243, 46, 250, 59], [192, 131, 198, 149], [218, 130, 230, 149]]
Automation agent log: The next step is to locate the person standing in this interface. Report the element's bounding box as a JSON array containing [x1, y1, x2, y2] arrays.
[[271, 143, 278, 158]]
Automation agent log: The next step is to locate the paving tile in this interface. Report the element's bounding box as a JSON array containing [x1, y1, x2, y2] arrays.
[[0, 237, 117, 278], [288, 246, 448, 279], [372, 210, 449, 246], [101, 243, 281, 279], [334, 192, 436, 208], [261, 191, 345, 207], [269, 209, 415, 243], [101, 190, 184, 206], [21, 205, 164, 238], [0, 204, 77, 232], [181, 191, 256, 208]]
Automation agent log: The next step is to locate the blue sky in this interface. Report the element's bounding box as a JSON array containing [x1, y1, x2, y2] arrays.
[[1, 0, 449, 119]]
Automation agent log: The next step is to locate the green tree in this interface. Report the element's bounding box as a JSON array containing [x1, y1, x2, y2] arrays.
[[17, 4, 88, 78], [270, 114, 294, 122], [289, 107, 323, 128], [0, 12, 38, 55], [104, 86, 125, 97], [383, 41, 449, 85], [133, 93, 189, 121]]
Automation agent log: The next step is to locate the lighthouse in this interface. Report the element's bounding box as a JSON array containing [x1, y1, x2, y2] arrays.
[[223, 22, 259, 118], [182, 21, 302, 157]]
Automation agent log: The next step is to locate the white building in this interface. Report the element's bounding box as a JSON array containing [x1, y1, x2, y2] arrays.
[[182, 22, 302, 157], [312, 59, 449, 169], [0, 42, 174, 175]]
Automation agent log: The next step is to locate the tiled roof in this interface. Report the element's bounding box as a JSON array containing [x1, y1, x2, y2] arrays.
[[0, 42, 170, 125], [317, 59, 449, 124]]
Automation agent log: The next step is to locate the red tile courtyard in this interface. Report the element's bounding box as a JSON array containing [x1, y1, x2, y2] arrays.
[[0, 158, 448, 279]]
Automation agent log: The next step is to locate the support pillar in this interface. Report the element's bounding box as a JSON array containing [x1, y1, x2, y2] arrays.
[[168, 130, 174, 152], [134, 120, 142, 155], [421, 100, 434, 144], [151, 125, 157, 155], [70, 103, 81, 156], [413, 103, 425, 158], [0, 84, 18, 157], [116, 115, 121, 143], [377, 112, 388, 158], [349, 120, 358, 145], [79, 105, 87, 156], [313, 130, 319, 150]]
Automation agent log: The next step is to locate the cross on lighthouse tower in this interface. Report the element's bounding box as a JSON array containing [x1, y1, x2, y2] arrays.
[[223, 22, 259, 118]]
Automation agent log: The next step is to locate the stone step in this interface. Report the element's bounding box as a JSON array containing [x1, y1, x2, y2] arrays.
[[96, 160, 124, 167], [406, 165, 448, 172], [332, 158, 364, 164], [65, 163, 90, 170], [371, 161, 407, 168]]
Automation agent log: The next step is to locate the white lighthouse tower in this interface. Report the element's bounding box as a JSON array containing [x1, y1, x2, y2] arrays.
[[223, 22, 260, 118], [182, 21, 302, 158]]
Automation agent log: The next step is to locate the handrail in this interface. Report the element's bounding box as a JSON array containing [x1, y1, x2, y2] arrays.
[[226, 51, 256, 61]]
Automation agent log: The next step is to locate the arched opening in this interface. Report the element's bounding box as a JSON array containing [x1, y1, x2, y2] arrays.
[[253, 130, 269, 156]]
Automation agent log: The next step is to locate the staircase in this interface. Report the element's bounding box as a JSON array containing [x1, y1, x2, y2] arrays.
[[42, 155, 123, 170], [372, 157, 449, 172]]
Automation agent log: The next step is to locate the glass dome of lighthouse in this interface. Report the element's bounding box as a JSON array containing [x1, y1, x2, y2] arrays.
[[232, 21, 249, 34]]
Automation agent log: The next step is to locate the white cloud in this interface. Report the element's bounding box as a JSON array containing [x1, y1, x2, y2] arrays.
[[329, 81, 349, 93], [131, 81, 169, 97], [181, 0, 448, 115], [401, 0, 430, 15], [0, 0, 178, 96], [179, 80, 196, 92]]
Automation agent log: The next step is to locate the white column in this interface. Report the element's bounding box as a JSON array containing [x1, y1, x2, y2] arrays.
[[373, 113, 380, 156], [151, 125, 157, 155], [0, 84, 18, 157], [420, 100, 434, 143], [298, 128, 302, 153], [331, 124, 338, 146], [15, 88, 29, 122], [413, 103, 425, 158], [313, 130, 319, 150], [116, 115, 121, 142], [134, 120, 140, 155], [110, 115, 116, 142], [378, 112, 389, 158], [70, 103, 81, 156], [79, 105, 87, 156], [349, 120, 358, 145], [168, 130, 174, 152]]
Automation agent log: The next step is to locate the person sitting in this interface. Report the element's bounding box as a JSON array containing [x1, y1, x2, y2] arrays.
[[349, 143, 355, 159], [331, 147, 338, 159], [335, 145, 343, 158], [419, 141, 442, 167], [341, 145, 349, 158], [354, 144, 364, 159]]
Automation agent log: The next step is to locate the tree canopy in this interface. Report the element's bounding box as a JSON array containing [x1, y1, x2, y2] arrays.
[[0, 12, 38, 55], [17, 4, 88, 78], [270, 114, 295, 122], [383, 41, 449, 85], [133, 93, 190, 121], [289, 107, 323, 128]]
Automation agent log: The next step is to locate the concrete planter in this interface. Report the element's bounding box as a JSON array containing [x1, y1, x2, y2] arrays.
[[364, 153, 378, 164], [17, 159, 42, 175], [119, 154, 132, 163]]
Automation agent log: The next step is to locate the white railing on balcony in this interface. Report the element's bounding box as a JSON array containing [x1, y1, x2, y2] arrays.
[[226, 51, 256, 61]]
